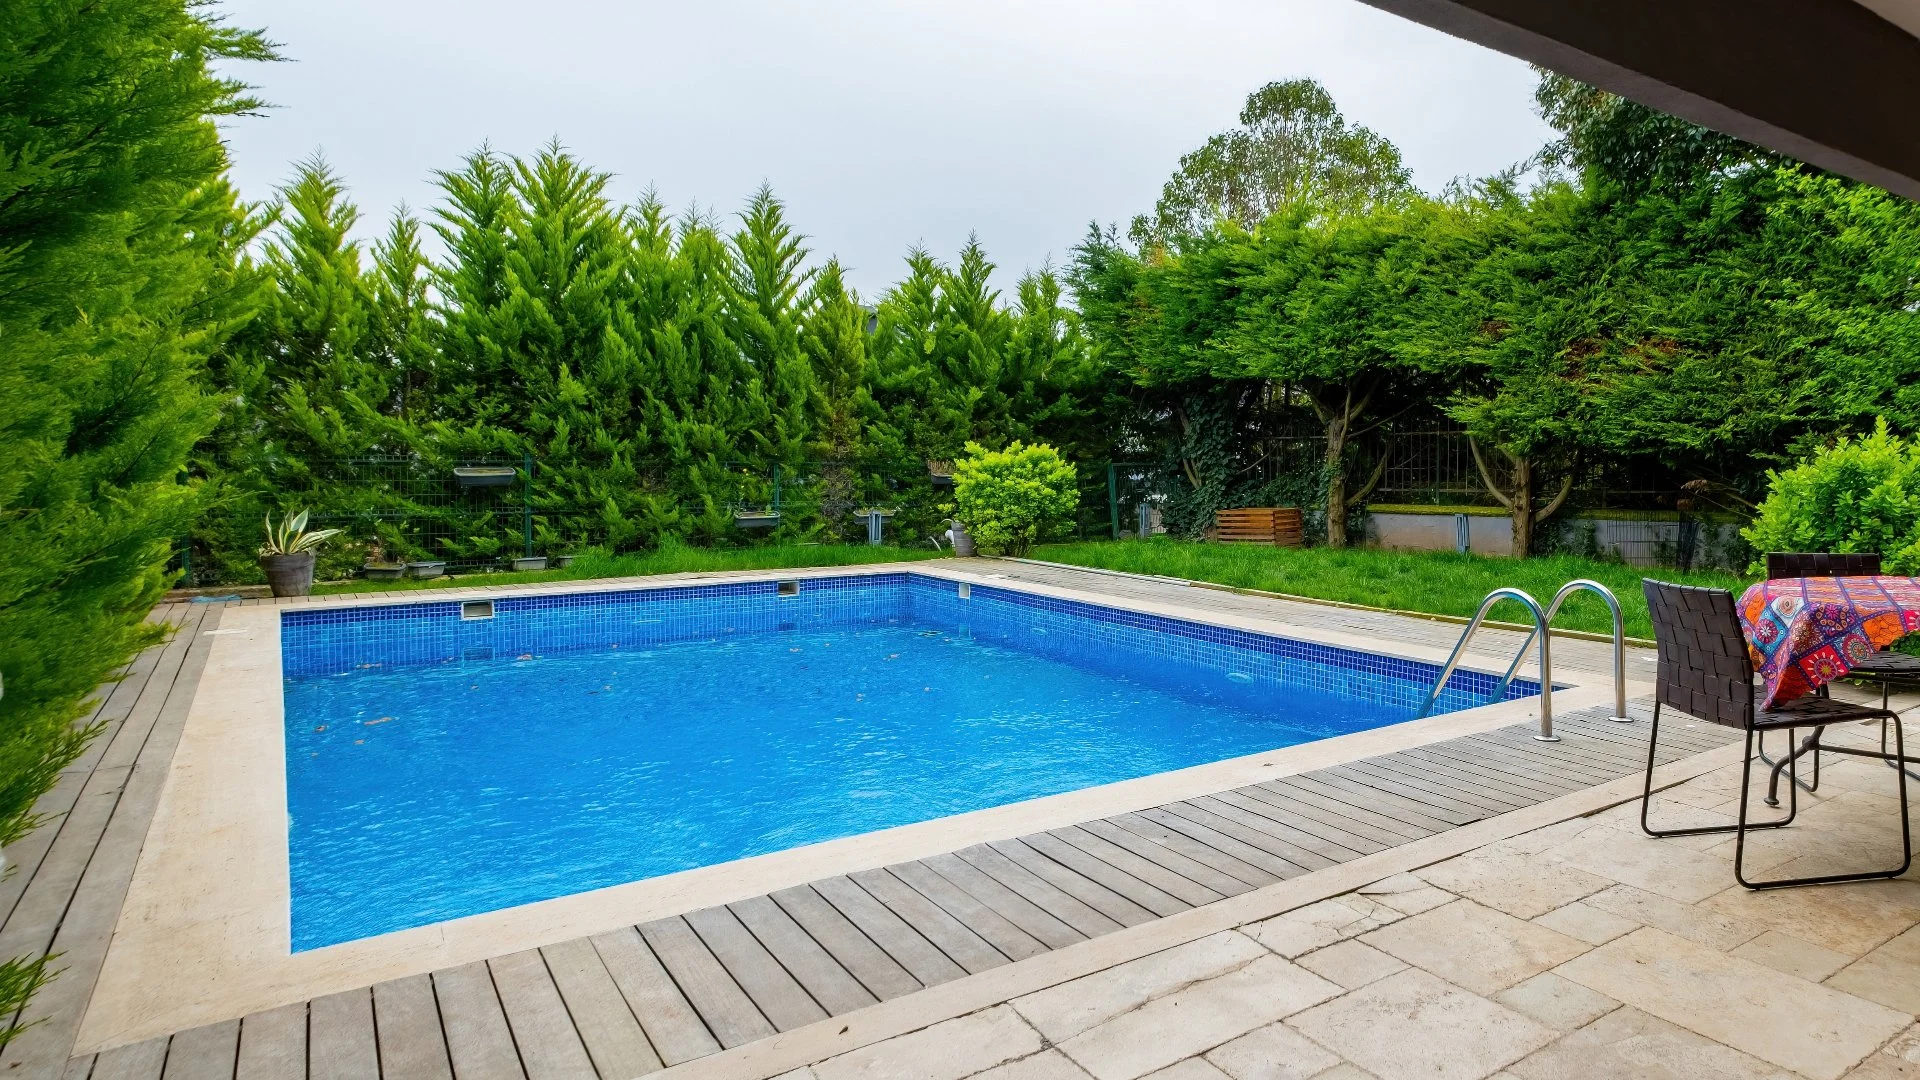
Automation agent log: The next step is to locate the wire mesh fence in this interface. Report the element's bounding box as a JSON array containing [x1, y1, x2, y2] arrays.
[[177, 454, 1117, 585]]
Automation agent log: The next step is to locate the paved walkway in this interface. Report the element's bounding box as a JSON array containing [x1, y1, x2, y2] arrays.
[[782, 718, 1920, 1080]]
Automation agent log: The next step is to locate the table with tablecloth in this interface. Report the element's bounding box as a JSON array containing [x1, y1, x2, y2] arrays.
[[1737, 575, 1920, 707]]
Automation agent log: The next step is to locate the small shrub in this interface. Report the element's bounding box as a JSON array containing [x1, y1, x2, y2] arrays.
[[952, 442, 1079, 556], [1742, 420, 1920, 573]]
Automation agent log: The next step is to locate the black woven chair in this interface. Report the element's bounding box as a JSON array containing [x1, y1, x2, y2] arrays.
[[1640, 579, 1910, 889], [1762, 552, 1920, 796]]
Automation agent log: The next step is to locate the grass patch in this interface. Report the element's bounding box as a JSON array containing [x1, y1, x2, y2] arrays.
[[311, 544, 942, 596], [1030, 539, 1754, 639]]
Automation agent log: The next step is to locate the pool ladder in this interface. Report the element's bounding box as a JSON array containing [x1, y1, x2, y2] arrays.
[[1415, 580, 1632, 742]]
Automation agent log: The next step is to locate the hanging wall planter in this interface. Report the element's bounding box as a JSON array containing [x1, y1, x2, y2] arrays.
[[927, 460, 955, 488], [509, 556, 548, 571], [453, 465, 517, 488], [734, 510, 782, 530], [363, 563, 407, 582], [407, 560, 447, 579]]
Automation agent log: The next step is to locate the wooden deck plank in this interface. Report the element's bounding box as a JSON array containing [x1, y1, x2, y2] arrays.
[[158, 1021, 237, 1080], [235, 1003, 307, 1080], [1392, 747, 1579, 801], [1103, 811, 1284, 887], [1427, 739, 1620, 791], [0, 765, 133, 962], [884, 862, 1049, 962], [372, 975, 454, 1080], [806, 877, 972, 987], [541, 937, 663, 1080], [767, 885, 922, 1002], [843, 869, 1012, 976], [728, 895, 877, 1016], [1075, 817, 1264, 895], [1320, 762, 1498, 820], [489, 950, 596, 1080], [62, 606, 176, 777], [1256, 778, 1439, 841], [683, 906, 829, 1032], [433, 961, 528, 1080], [1216, 788, 1399, 853], [1339, 758, 1524, 814], [985, 839, 1159, 928], [1443, 732, 1627, 780], [1015, 831, 1193, 917], [308, 988, 379, 1080], [1276, 772, 1463, 832], [1182, 794, 1369, 864], [89, 1037, 167, 1080], [1302, 766, 1482, 826], [1126, 806, 1313, 879], [920, 853, 1087, 949], [952, 843, 1127, 938], [1, 614, 219, 1079], [1152, 801, 1341, 872], [96, 606, 209, 773], [590, 927, 720, 1066], [1046, 825, 1229, 907], [0, 768, 94, 936], [638, 917, 777, 1048]]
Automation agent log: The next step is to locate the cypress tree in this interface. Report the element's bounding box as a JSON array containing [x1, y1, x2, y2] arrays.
[[0, 0, 271, 1034]]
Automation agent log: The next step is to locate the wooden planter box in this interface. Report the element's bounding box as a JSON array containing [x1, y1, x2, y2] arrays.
[[1214, 507, 1304, 547]]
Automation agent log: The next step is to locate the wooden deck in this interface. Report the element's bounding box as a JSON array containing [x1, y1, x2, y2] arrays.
[[1, 566, 1729, 1080]]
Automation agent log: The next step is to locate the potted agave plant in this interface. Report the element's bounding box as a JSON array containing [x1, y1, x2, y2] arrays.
[[259, 510, 341, 598]]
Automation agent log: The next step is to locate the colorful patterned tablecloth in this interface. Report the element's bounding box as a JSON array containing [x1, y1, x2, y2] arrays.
[[1738, 575, 1920, 707]]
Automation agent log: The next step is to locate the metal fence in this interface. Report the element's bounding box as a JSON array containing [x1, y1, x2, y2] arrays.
[[1100, 429, 1754, 570], [179, 454, 1116, 584]]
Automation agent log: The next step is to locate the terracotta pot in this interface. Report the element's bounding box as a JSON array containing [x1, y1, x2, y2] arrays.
[[260, 551, 316, 597]]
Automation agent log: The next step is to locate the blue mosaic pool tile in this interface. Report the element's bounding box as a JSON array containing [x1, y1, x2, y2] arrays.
[[281, 571, 1541, 716]]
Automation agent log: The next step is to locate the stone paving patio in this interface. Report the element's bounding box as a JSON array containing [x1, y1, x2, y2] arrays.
[[775, 711, 1920, 1080]]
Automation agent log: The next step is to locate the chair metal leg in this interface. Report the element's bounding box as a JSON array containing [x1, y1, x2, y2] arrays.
[[1642, 703, 1795, 838], [1735, 718, 1913, 890], [1765, 726, 1825, 807], [1759, 727, 1823, 798], [1882, 718, 1920, 782]]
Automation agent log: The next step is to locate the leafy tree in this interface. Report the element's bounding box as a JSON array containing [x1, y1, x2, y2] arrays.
[[0, 0, 271, 1040], [1417, 181, 1599, 555], [1134, 78, 1412, 246]]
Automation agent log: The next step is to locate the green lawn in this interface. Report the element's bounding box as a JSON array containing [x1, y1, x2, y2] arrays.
[[1030, 539, 1754, 640], [311, 544, 941, 596]]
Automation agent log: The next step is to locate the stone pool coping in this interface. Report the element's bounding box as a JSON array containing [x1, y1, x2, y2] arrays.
[[77, 561, 1628, 1051]]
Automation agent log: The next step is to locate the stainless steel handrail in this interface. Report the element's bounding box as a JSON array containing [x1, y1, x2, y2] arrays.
[[1547, 580, 1630, 723], [1417, 587, 1557, 742], [1490, 580, 1632, 724]]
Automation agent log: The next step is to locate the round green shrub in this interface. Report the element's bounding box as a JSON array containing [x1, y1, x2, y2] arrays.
[[1742, 420, 1920, 574], [952, 441, 1079, 557]]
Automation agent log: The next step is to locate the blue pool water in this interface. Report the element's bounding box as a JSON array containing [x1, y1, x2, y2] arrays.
[[283, 574, 1537, 949]]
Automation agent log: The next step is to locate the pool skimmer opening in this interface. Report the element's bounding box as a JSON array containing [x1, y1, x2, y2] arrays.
[[777, 580, 800, 597], [460, 600, 494, 620]]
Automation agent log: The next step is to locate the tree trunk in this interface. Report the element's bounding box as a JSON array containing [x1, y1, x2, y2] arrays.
[[1324, 411, 1349, 547], [1310, 380, 1372, 548], [1468, 438, 1574, 559], [1508, 454, 1533, 557]]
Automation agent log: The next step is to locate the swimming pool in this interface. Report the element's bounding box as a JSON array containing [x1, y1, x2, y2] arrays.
[[281, 573, 1539, 949]]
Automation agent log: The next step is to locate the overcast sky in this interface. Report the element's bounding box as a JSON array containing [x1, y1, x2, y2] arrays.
[[213, 0, 1557, 299]]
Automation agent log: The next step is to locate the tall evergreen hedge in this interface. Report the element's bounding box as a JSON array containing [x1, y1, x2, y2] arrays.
[[0, 0, 271, 1038]]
